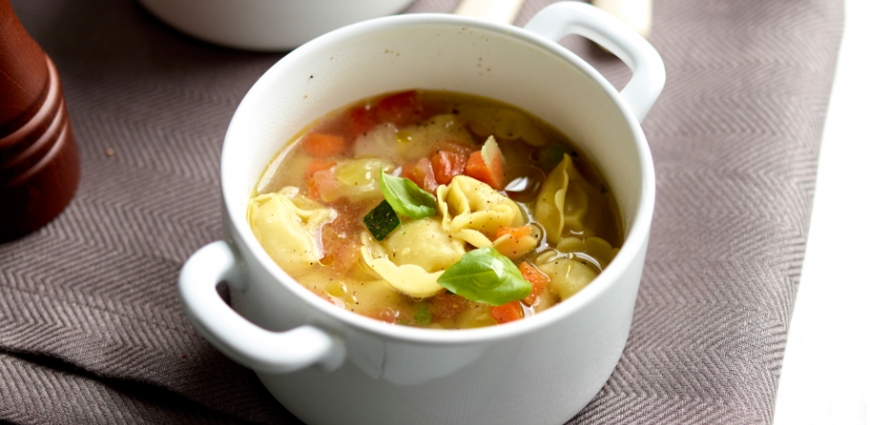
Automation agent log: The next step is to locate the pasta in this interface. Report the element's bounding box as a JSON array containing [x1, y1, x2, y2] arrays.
[[249, 90, 623, 328], [248, 191, 336, 276], [437, 176, 525, 248], [361, 218, 465, 298]]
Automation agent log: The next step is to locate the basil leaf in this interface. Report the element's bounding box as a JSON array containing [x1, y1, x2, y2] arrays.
[[437, 247, 531, 306], [380, 169, 436, 219], [363, 199, 400, 240]]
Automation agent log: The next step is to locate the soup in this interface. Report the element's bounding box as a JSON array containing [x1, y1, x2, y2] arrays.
[[248, 90, 622, 329]]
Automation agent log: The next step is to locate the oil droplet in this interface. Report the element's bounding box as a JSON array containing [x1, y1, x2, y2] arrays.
[[396, 130, 414, 143], [326, 280, 347, 298]]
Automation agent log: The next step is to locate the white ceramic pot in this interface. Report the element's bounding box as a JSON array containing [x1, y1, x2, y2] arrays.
[[136, 0, 416, 51], [178, 3, 665, 424]]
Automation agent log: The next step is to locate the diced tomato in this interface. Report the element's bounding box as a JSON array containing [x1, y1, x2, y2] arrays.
[[519, 261, 549, 305], [428, 293, 468, 323], [490, 300, 524, 324], [307, 168, 339, 201], [305, 159, 337, 178], [305, 159, 336, 200], [348, 104, 377, 137], [360, 303, 414, 325], [319, 224, 361, 274], [464, 150, 505, 190], [401, 157, 439, 194], [306, 178, 319, 199], [367, 309, 402, 324], [431, 149, 467, 185], [318, 198, 367, 273], [375, 90, 423, 127], [301, 132, 348, 158]]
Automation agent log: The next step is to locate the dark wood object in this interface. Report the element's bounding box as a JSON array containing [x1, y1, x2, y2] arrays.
[[1, 0, 79, 242]]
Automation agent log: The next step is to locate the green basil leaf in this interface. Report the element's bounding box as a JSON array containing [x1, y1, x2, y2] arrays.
[[363, 199, 400, 241], [380, 169, 436, 219], [437, 247, 531, 306]]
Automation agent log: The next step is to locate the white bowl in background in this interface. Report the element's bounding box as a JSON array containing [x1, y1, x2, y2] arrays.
[[136, 0, 416, 51]]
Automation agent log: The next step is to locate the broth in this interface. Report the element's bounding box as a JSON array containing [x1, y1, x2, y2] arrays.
[[249, 90, 622, 328]]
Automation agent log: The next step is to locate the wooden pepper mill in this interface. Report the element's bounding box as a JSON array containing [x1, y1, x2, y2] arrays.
[[1, 0, 79, 242]]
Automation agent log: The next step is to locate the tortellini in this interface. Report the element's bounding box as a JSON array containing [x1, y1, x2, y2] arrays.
[[359, 218, 464, 298], [247, 90, 627, 328], [436, 176, 525, 248], [534, 236, 619, 300], [383, 218, 466, 273], [535, 155, 591, 244], [248, 191, 336, 276], [535, 252, 598, 300], [553, 236, 620, 271]]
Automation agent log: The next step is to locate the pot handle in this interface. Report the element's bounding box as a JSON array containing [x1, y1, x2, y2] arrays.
[[524, 1, 665, 122], [178, 241, 345, 374]]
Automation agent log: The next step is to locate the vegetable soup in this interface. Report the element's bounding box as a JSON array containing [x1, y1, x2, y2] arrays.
[[249, 90, 622, 328]]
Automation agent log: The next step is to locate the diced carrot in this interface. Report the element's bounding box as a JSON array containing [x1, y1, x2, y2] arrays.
[[482, 137, 505, 189], [495, 225, 533, 240], [464, 151, 487, 181], [494, 225, 535, 259], [301, 132, 348, 158], [490, 300, 524, 324], [375, 90, 423, 127], [348, 105, 377, 137], [401, 157, 439, 194], [464, 150, 505, 190], [520, 261, 549, 305], [431, 149, 467, 185]]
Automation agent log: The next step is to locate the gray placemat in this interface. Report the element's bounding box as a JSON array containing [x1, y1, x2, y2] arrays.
[[0, 0, 844, 423]]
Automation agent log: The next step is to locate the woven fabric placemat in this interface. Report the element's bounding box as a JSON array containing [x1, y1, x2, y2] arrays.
[[0, 0, 843, 423]]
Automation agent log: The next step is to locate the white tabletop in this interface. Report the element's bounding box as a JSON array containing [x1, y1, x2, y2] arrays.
[[773, 0, 870, 423]]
